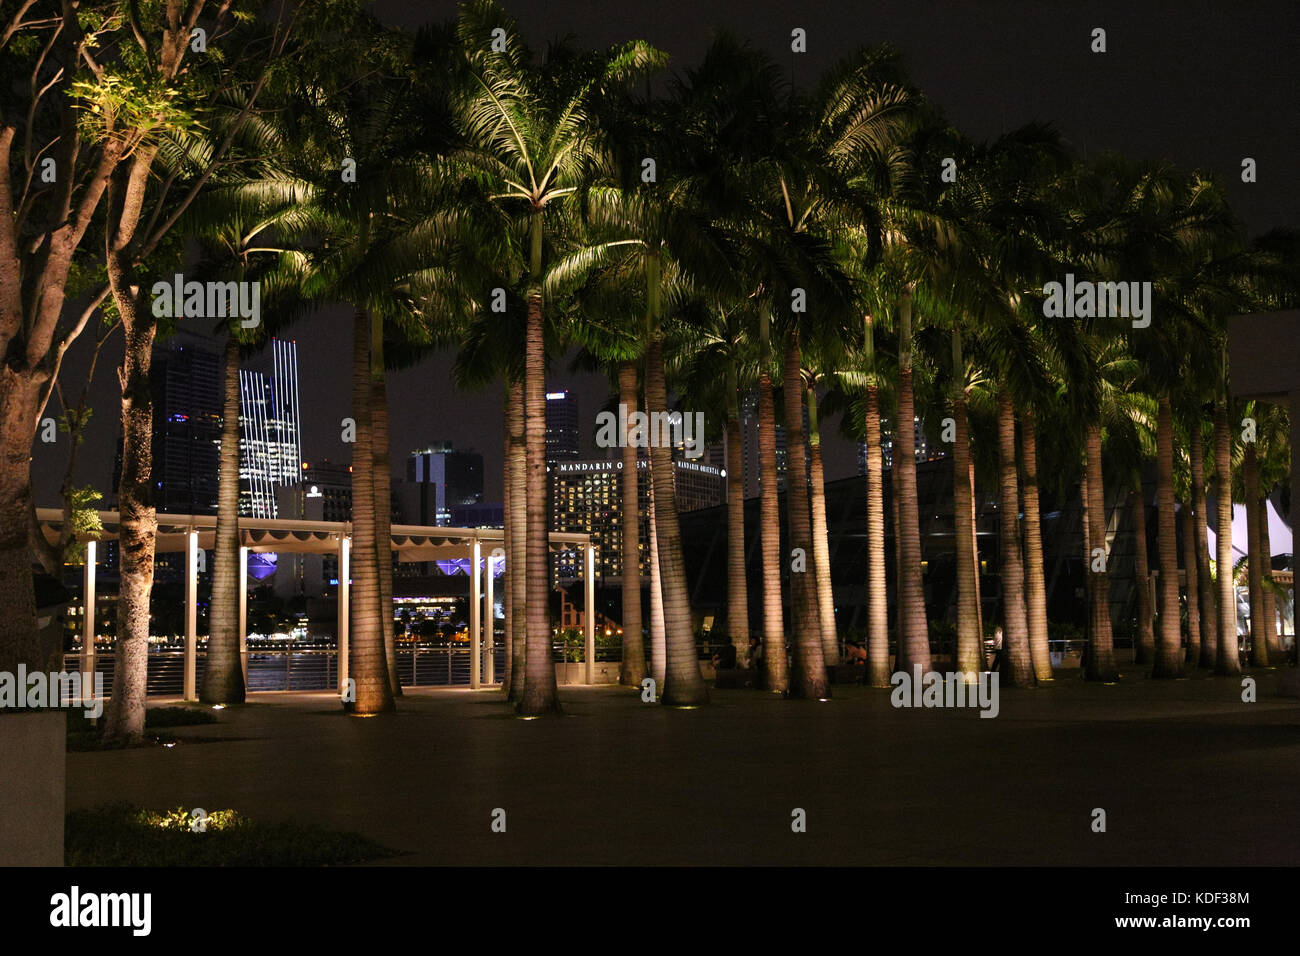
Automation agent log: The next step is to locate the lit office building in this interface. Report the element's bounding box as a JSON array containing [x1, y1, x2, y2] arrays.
[[238, 338, 303, 519], [549, 457, 725, 583], [857, 416, 946, 473], [545, 389, 581, 461], [406, 442, 484, 526]]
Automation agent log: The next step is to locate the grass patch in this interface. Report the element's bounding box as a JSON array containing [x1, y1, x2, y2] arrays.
[[66, 803, 398, 866]]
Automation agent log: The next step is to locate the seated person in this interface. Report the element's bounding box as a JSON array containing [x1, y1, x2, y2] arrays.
[[843, 642, 867, 665], [711, 642, 737, 669]]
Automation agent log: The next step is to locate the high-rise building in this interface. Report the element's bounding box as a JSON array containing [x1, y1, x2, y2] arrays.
[[406, 442, 484, 525], [238, 338, 302, 518], [740, 391, 788, 499], [858, 416, 945, 473], [545, 389, 581, 461], [109, 330, 223, 581], [549, 457, 725, 583], [140, 330, 224, 516]]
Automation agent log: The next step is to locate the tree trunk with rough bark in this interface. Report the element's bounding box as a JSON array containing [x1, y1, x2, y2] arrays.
[[371, 337, 399, 697], [502, 387, 512, 696], [1191, 423, 1218, 668], [201, 334, 246, 704], [1243, 445, 1269, 667], [517, 271, 561, 715], [1259, 495, 1281, 663], [646, 338, 707, 706], [1019, 406, 1052, 681], [995, 388, 1033, 686], [618, 361, 646, 686], [894, 295, 930, 675], [952, 390, 981, 679], [647, 475, 666, 689], [348, 309, 393, 715], [1152, 397, 1183, 678], [807, 386, 838, 667], [507, 375, 527, 701], [1212, 402, 1241, 674], [725, 370, 749, 660], [1181, 498, 1201, 664], [102, 312, 159, 743], [783, 339, 827, 699], [1084, 423, 1118, 680], [865, 385, 890, 687], [1131, 488, 1155, 665], [758, 370, 788, 692]]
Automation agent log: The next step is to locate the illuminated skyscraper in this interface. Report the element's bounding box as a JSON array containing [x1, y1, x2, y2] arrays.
[[238, 338, 302, 519], [545, 389, 581, 461]]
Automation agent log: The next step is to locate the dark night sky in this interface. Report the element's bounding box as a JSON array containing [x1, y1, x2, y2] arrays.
[[33, 0, 1299, 506]]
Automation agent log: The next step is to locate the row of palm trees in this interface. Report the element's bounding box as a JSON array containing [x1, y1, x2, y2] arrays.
[[31, 2, 1293, 735]]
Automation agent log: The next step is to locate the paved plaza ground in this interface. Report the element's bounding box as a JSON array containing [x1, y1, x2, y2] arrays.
[[67, 666, 1300, 866]]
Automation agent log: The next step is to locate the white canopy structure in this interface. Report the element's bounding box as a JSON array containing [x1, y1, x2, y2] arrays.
[[35, 508, 599, 698]]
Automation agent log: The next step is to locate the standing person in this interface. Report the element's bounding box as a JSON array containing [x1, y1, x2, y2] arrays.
[[744, 635, 765, 688]]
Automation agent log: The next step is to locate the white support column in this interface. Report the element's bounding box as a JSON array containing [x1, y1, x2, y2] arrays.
[[239, 546, 249, 686], [337, 536, 350, 695], [82, 540, 97, 700], [485, 549, 497, 684], [184, 530, 198, 701], [470, 539, 482, 690], [584, 540, 596, 685]]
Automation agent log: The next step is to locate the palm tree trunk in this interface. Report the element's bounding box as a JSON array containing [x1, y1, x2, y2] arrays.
[[758, 368, 788, 692], [646, 338, 708, 705], [647, 474, 666, 689], [1259, 495, 1281, 663], [518, 271, 561, 715], [725, 366, 749, 660], [1243, 443, 1269, 666], [1131, 488, 1155, 665], [996, 387, 1033, 685], [895, 295, 930, 674], [1212, 401, 1241, 674], [970, 455, 984, 641], [1181, 497, 1201, 664], [1152, 396, 1183, 678], [783, 338, 828, 699], [952, 390, 980, 679], [1019, 405, 1052, 681], [502, 389, 513, 697], [507, 374, 527, 700], [1191, 423, 1218, 667], [618, 360, 647, 685], [371, 335, 399, 697], [201, 333, 246, 704], [807, 385, 838, 667], [865, 384, 890, 687], [348, 308, 393, 715], [1084, 423, 1118, 680], [102, 310, 158, 742]]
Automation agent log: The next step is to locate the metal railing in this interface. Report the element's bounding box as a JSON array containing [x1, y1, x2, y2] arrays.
[[62, 644, 510, 696]]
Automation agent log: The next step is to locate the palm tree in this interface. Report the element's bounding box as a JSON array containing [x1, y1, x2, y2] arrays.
[[453, 1, 663, 714]]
